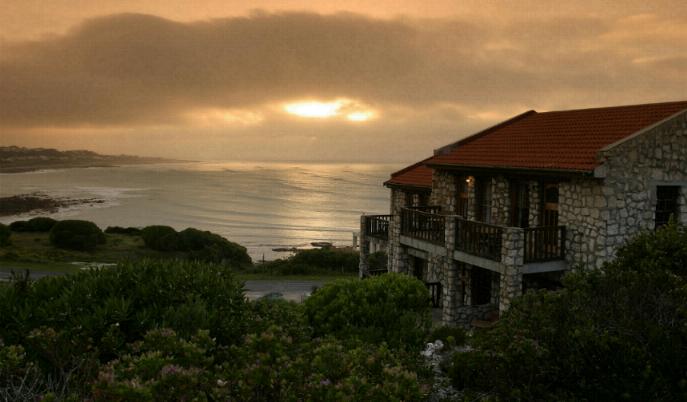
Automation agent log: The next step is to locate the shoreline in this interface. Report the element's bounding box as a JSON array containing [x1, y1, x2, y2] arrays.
[[0, 192, 105, 217]]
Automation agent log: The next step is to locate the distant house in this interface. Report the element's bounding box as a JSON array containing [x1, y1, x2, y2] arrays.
[[359, 100, 687, 327]]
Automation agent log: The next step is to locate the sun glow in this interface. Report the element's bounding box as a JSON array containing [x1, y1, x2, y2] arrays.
[[283, 98, 376, 122], [284, 100, 343, 118]]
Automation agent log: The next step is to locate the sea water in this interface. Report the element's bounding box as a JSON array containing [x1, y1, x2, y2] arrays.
[[0, 162, 399, 260]]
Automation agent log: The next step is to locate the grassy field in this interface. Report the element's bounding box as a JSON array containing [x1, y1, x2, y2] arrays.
[[0, 231, 358, 281], [0, 231, 184, 273]]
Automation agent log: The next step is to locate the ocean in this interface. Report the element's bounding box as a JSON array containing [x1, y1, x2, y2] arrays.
[[0, 162, 398, 260]]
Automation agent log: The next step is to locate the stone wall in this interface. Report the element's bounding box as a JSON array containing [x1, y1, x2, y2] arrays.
[[430, 170, 458, 213], [490, 176, 510, 226], [499, 227, 524, 311], [388, 188, 409, 273], [558, 178, 607, 268], [598, 110, 687, 262]]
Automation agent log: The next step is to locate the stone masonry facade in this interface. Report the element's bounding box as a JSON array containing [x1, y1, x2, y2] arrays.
[[359, 109, 687, 327]]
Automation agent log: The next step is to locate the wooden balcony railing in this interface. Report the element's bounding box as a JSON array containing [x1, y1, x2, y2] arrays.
[[400, 208, 445, 245], [455, 218, 503, 262], [364, 214, 391, 239], [524, 226, 566, 263]]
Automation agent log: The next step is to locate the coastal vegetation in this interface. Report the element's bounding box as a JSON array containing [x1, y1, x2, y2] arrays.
[[2, 216, 685, 400], [49, 220, 106, 251], [445, 222, 687, 401], [0, 266, 430, 400], [0, 218, 252, 273], [252, 248, 359, 276]]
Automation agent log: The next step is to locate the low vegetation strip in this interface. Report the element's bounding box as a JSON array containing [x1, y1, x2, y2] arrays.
[[0, 263, 432, 400]]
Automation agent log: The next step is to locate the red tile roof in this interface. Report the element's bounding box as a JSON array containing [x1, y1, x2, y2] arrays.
[[385, 157, 434, 189], [430, 100, 687, 173]]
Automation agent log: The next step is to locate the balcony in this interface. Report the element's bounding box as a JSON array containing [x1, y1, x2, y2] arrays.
[[524, 226, 566, 263], [455, 218, 503, 262], [399, 209, 567, 270], [400, 207, 445, 245], [363, 214, 391, 240]]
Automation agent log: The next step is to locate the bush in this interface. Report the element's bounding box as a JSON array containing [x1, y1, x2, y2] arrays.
[[258, 248, 359, 275], [141, 225, 179, 251], [178, 228, 251, 266], [26, 217, 58, 232], [8, 220, 29, 232], [367, 251, 388, 271], [304, 273, 431, 350], [0, 223, 10, 246], [104, 226, 141, 236], [0, 260, 432, 399], [49, 220, 105, 251], [447, 223, 687, 401]]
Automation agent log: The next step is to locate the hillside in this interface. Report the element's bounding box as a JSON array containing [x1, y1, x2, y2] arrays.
[[0, 146, 182, 173]]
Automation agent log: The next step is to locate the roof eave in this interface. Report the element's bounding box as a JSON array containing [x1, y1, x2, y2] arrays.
[[383, 181, 432, 191], [426, 162, 594, 177]]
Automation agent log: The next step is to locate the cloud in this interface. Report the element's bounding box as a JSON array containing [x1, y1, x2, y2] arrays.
[[1, 10, 686, 131]]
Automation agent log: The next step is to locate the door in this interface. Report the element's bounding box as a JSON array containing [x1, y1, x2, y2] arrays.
[[509, 180, 530, 228]]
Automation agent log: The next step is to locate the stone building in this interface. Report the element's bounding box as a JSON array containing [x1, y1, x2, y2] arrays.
[[359, 100, 687, 327]]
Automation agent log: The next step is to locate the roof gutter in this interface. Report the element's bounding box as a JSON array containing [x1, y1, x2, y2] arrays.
[[425, 162, 594, 177]]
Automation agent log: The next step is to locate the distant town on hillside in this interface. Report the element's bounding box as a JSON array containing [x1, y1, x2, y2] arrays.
[[0, 146, 181, 173]]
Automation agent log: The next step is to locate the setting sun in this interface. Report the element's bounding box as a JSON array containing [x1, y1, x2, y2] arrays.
[[283, 100, 343, 118], [283, 98, 376, 122]]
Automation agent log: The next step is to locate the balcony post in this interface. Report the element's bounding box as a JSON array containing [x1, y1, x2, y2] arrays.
[[442, 216, 461, 324], [359, 215, 370, 278], [499, 227, 524, 313]]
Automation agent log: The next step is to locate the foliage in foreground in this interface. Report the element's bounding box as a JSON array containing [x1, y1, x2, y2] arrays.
[[447, 223, 687, 401], [305, 273, 432, 350], [0, 261, 429, 400]]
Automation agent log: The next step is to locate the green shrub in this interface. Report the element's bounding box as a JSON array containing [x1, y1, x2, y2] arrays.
[[104, 226, 141, 236], [141, 225, 179, 251], [49, 220, 105, 251], [178, 228, 251, 266], [305, 273, 431, 350], [447, 223, 687, 401], [367, 251, 388, 271], [26, 217, 58, 232], [0, 223, 10, 246], [257, 248, 359, 275], [8, 220, 29, 232]]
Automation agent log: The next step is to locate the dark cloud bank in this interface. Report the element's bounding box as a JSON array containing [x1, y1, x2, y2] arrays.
[[1, 11, 686, 128]]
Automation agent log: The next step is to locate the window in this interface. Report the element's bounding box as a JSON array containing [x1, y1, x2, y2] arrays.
[[475, 177, 492, 223], [456, 176, 469, 217], [655, 186, 680, 229], [541, 183, 559, 227]]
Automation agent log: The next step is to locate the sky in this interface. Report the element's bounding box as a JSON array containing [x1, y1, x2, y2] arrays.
[[1, 0, 686, 162]]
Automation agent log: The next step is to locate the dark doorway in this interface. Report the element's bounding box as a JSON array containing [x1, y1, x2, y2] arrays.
[[471, 267, 493, 305], [412, 256, 427, 280], [655, 186, 680, 229], [510, 180, 530, 228]]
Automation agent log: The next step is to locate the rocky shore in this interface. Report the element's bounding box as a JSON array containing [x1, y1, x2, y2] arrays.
[[0, 193, 104, 216]]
